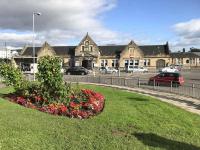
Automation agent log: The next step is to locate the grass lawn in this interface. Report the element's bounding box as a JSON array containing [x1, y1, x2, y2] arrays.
[[0, 85, 200, 150]]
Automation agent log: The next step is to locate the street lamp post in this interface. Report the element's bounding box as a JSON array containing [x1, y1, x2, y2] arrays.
[[33, 12, 41, 81]]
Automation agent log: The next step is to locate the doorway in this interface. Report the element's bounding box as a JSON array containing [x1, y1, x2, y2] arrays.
[[156, 59, 165, 69], [82, 60, 92, 69]]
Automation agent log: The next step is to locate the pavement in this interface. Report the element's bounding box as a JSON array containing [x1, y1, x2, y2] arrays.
[[78, 82, 200, 115]]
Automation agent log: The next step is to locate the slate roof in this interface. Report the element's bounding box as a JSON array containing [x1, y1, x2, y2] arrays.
[[98, 45, 126, 56], [21, 44, 169, 57], [98, 44, 170, 56], [190, 48, 200, 52], [22, 47, 41, 56], [22, 46, 76, 56], [139, 45, 170, 56], [170, 52, 200, 58]]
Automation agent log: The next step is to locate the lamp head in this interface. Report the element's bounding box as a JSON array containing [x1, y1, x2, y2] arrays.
[[34, 12, 41, 16]]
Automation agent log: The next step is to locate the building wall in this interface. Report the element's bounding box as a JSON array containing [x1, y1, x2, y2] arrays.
[[172, 57, 200, 68], [37, 42, 56, 58], [0, 49, 11, 58]]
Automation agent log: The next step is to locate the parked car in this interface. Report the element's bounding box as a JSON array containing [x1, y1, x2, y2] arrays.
[[159, 66, 179, 73], [126, 66, 148, 73], [148, 72, 184, 86], [170, 64, 183, 71], [65, 66, 89, 75], [99, 67, 118, 74]]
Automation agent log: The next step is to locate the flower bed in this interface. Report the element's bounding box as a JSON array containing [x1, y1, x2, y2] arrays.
[[8, 89, 105, 119]]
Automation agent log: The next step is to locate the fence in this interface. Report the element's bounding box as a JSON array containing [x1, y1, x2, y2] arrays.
[[63, 75, 200, 99]]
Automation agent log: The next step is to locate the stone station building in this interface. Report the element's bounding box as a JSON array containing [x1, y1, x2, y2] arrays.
[[14, 33, 173, 71]]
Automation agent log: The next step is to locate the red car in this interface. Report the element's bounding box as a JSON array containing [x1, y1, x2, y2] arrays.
[[148, 72, 184, 86]]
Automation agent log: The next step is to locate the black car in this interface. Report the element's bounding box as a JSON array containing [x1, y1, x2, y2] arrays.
[[65, 66, 89, 75]]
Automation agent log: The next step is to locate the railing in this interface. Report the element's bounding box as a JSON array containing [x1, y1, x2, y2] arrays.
[[63, 75, 200, 99]]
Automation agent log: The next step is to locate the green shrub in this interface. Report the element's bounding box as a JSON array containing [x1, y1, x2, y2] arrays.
[[37, 56, 68, 103], [0, 62, 24, 90]]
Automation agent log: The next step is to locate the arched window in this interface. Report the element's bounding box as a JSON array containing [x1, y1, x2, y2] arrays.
[[186, 59, 189, 64]]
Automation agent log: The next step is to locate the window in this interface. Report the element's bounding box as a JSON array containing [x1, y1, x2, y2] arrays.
[[82, 46, 84, 52], [144, 59, 150, 66], [112, 60, 118, 67], [101, 60, 104, 67], [125, 60, 129, 67], [134, 60, 139, 66], [105, 60, 108, 66], [129, 60, 134, 66], [90, 46, 93, 51], [101, 60, 108, 67], [192, 58, 195, 64], [186, 59, 189, 64]]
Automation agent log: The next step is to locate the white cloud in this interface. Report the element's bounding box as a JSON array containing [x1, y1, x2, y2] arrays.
[[0, 0, 133, 47], [172, 19, 200, 50]]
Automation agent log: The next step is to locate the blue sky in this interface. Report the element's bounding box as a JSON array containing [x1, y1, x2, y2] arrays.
[[103, 0, 200, 46], [0, 0, 200, 51]]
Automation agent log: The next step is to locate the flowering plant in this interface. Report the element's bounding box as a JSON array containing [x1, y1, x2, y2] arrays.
[[8, 89, 105, 119]]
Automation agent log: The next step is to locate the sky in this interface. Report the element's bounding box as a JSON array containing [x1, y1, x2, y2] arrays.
[[0, 0, 200, 51]]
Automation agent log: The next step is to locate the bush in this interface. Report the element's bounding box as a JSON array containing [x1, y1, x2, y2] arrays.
[[37, 56, 68, 103], [0, 62, 24, 90]]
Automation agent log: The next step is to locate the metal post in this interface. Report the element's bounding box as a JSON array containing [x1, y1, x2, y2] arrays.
[[124, 78, 126, 86], [170, 81, 173, 92], [118, 69, 120, 77], [33, 13, 35, 81], [192, 83, 195, 97], [111, 77, 113, 85], [32, 12, 41, 81], [5, 42, 8, 63], [153, 79, 155, 89], [138, 78, 140, 88]]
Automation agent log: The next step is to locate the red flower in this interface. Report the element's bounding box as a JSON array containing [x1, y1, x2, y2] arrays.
[[58, 104, 68, 113], [16, 97, 26, 106], [69, 101, 80, 109], [34, 96, 43, 101]]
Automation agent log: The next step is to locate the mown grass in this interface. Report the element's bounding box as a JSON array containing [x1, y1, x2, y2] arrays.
[[0, 85, 200, 150]]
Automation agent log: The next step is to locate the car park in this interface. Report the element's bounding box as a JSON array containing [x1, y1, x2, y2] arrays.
[[126, 66, 148, 73], [148, 72, 184, 86], [65, 66, 89, 75]]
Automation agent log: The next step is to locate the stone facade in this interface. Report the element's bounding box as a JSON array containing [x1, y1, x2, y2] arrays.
[[13, 33, 200, 71]]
